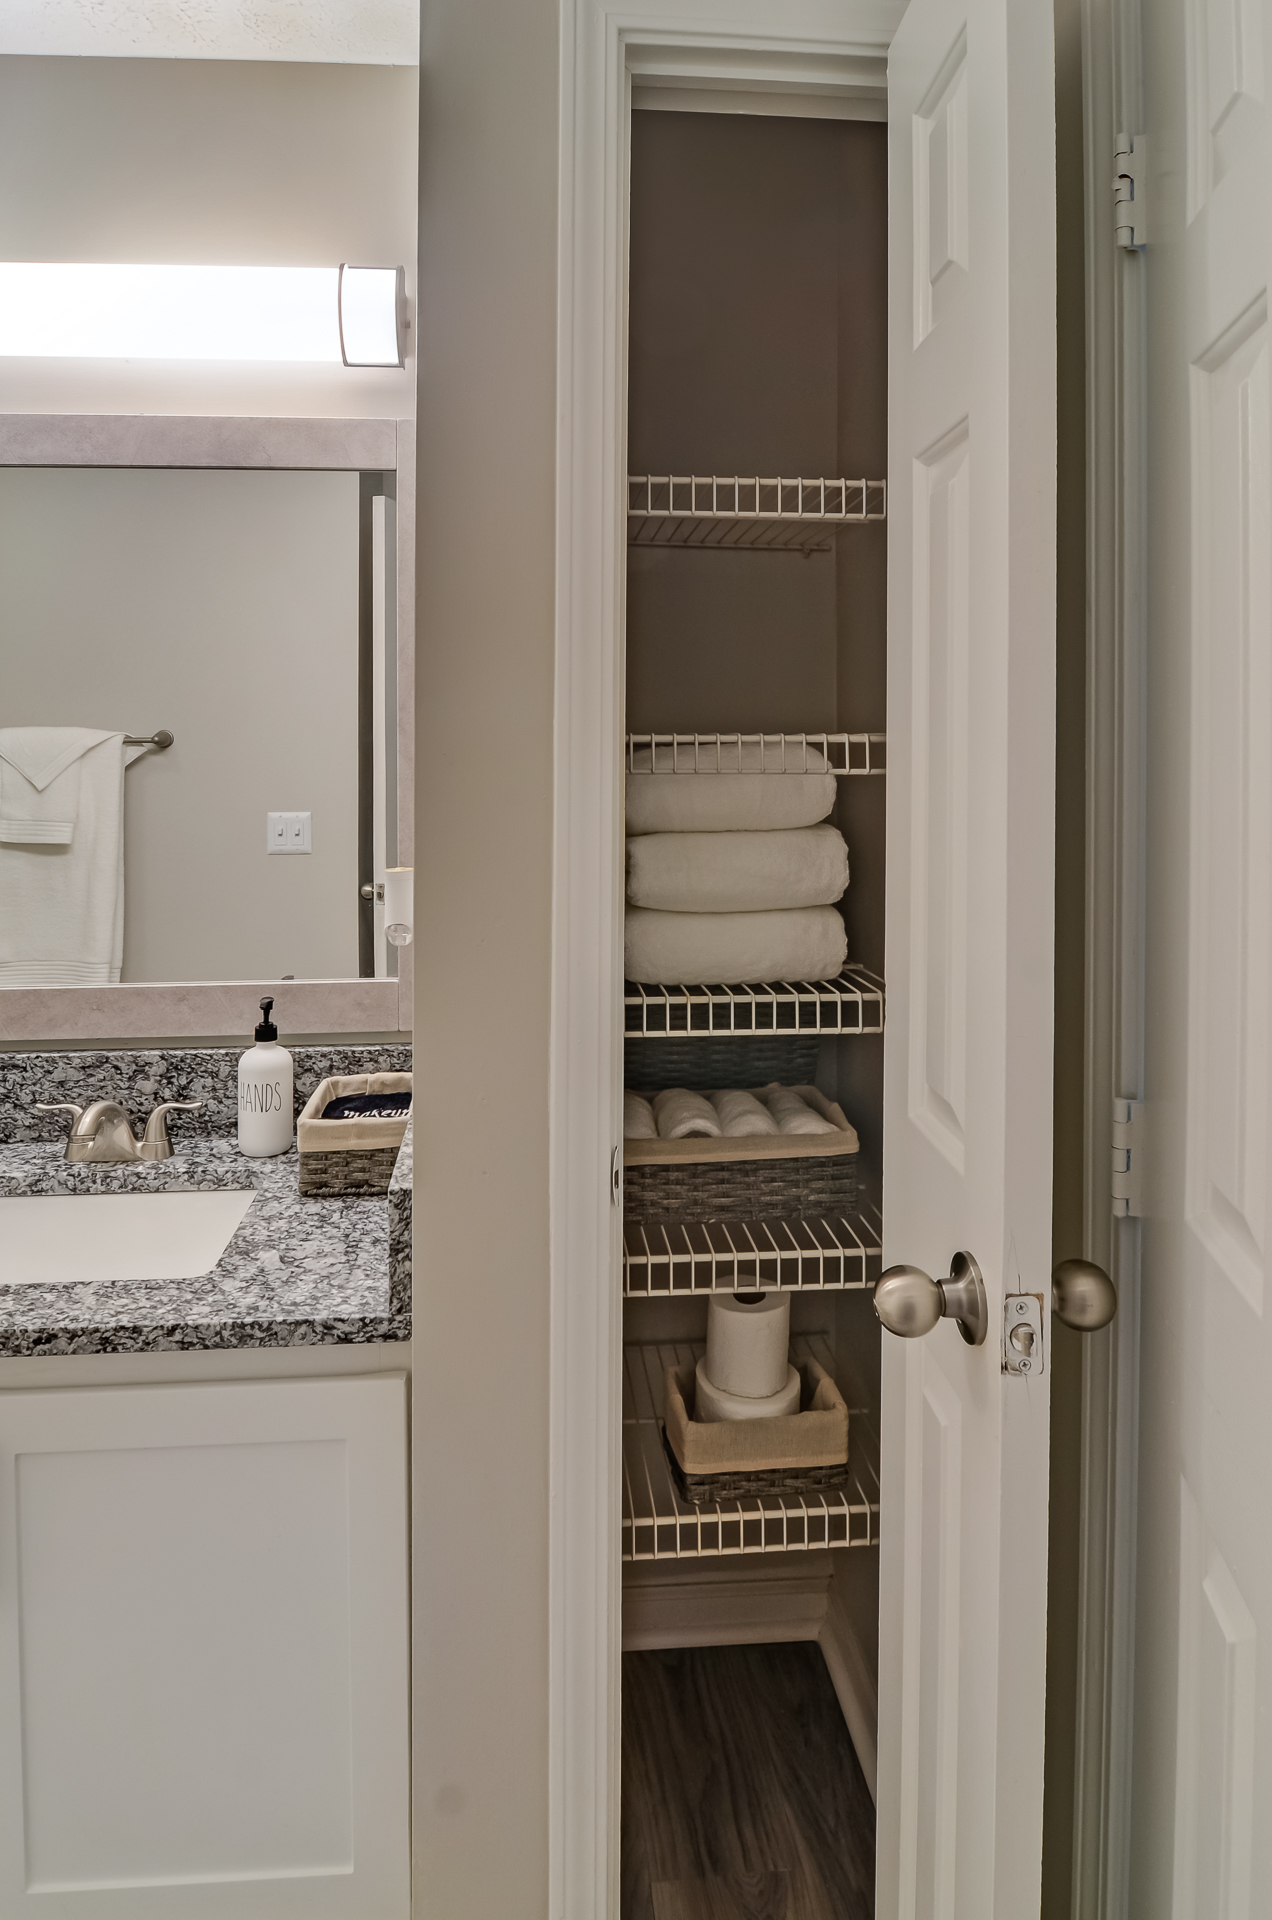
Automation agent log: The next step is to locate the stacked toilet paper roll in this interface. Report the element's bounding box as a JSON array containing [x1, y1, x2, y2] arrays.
[[695, 1290, 799, 1422]]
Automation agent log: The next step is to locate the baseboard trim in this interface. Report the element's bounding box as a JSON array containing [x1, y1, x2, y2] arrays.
[[819, 1585, 878, 1802], [622, 1566, 829, 1652]]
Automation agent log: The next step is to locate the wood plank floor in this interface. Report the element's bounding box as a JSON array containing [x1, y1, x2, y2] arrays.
[[621, 1643, 875, 1920]]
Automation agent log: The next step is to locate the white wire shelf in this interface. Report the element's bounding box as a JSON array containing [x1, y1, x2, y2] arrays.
[[628, 474, 887, 554], [626, 731, 886, 776], [622, 1334, 880, 1562], [623, 1203, 882, 1297], [624, 964, 884, 1038]]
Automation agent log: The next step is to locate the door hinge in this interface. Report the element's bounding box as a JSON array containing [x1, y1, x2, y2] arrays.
[[1114, 134, 1148, 249], [1112, 1097, 1144, 1217], [611, 1143, 623, 1207]]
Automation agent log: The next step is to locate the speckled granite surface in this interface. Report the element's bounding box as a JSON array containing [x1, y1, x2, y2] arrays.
[[2, 1045, 413, 1144], [0, 1045, 413, 1357], [388, 1110, 412, 1310]]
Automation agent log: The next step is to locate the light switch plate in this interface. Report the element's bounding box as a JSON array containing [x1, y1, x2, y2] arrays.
[[267, 811, 312, 854]]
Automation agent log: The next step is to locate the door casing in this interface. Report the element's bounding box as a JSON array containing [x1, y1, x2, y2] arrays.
[[550, 8, 897, 1915]]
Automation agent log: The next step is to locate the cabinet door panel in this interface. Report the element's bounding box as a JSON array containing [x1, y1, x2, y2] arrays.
[[0, 1374, 408, 1919]]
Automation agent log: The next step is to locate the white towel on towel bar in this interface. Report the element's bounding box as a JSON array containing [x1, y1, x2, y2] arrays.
[[626, 824, 849, 913], [652, 1088, 722, 1140], [0, 728, 147, 988], [625, 905, 847, 987], [625, 742, 836, 836]]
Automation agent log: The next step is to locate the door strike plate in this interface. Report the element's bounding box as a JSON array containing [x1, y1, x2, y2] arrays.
[[1003, 1293, 1045, 1376]]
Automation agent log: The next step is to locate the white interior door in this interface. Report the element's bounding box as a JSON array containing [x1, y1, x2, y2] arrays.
[[1130, 0, 1272, 1907], [879, 0, 1057, 1913]]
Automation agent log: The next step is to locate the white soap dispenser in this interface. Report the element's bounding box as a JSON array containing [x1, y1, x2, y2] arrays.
[[238, 995, 294, 1158]]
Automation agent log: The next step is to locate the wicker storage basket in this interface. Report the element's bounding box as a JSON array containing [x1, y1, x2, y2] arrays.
[[623, 1084, 858, 1224], [297, 1073, 412, 1197], [662, 1356, 850, 1505], [624, 1033, 821, 1092]]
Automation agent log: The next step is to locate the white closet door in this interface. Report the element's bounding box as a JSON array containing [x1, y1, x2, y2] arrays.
[[879, 0, 1057, 1913], [1130, 0, 1272, 1905], [0, 1373, 409, 1920]]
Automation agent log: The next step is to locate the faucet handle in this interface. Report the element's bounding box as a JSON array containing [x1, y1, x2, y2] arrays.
[[140, 1099, 204, 1160], [36, 1102, 84, 1124]]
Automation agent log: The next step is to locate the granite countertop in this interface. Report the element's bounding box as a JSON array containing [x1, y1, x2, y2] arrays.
[[0, 1132, 412, 1358]]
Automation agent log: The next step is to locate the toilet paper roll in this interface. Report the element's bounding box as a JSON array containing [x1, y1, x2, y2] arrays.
[[695, 1357, 802, 1423], [704, 1290, 791, 1399]]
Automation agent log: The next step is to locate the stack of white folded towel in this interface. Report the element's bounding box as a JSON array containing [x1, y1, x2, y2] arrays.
[[624, 1085, 840, 1141], [625, 743, 849, 984]]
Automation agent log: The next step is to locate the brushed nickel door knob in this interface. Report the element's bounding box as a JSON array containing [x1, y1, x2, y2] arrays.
[[1052, 1258, 1117, 1331], [875, 1251, 988, 1347]]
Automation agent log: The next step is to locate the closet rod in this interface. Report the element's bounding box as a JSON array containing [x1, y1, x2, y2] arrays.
[[124, 730, 174, 750]]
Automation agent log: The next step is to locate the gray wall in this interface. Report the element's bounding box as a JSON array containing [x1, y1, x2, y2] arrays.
[[412, 0, 557, 1911], [0, 466, 360, 982]]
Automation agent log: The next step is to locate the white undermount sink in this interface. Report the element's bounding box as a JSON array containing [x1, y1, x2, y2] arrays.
[[0, 1190, 256, 1286]]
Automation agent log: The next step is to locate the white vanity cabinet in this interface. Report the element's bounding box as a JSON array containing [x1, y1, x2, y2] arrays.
[[0, 1367, 409, 1920]]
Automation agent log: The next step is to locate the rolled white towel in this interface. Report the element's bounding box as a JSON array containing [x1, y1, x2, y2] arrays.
[[652, 1087, 722, 1140], [625, 905, 847, 986], [626, 824, 849, 913], [763, 1085, 839, 1136], [623, 1091, 658, 1139], [626, 741, 836, 836], [710, 1088, 779, 1137]]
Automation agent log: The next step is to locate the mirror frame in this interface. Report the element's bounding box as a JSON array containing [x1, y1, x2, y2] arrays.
[[0, 413, 413, 1042]]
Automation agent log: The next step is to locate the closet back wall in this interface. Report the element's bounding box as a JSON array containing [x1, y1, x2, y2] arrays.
[[626, 110, 885, 745], [627, 109, 888, 1189]]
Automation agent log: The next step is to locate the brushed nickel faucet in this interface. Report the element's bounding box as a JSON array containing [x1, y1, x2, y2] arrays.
[[36, 1098, 204, 1164]]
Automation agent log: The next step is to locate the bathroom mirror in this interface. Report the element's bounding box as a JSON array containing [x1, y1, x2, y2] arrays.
[[0, 415, 413, 1041]]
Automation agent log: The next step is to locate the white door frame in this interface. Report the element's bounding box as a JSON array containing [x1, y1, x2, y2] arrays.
[[549, 7, 896, 1914], [548, 3, 1144, 1909], [1073, 0, 1146, 1907]]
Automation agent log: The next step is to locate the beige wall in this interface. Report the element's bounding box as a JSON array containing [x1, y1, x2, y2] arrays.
[[0, 55, 417, 421], [411, 0, 557, 1912], [0, 466, 360, 982]]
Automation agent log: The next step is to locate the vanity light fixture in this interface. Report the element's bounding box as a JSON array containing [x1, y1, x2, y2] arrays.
[[0, 262, 407, 365]]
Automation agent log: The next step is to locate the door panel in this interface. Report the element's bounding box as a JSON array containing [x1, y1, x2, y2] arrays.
[[0, 1375, 409, 1919], [881, 0, 1057, 1910]]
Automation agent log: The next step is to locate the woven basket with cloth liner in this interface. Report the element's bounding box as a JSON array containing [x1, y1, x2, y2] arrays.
[[661, 1355, 851, 1505], [297, 1073, 412, 1197], [623, 1084, 858, 1224]]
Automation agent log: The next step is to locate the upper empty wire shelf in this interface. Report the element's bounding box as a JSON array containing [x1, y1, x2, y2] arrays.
[[626, 732, 885, 777], [628, 473, 887, 554]]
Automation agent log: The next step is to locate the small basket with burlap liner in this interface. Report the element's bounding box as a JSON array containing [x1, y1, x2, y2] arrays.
[[661, 1356, 851, 1506], [297, 1073, 412, 1197], [623, 1084, 858, 1224]]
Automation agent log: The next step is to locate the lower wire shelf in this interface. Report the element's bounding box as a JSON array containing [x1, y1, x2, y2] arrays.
[[623, 1203, 883, 1296], [622, 1334, 880, 1563]]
